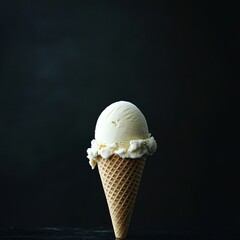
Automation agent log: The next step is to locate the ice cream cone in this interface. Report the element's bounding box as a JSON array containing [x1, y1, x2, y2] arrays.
[[87, 101, 157, 238], [97, 154, 146, 239]]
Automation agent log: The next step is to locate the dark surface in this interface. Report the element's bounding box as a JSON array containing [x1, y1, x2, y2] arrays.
[[0, 228, 240, 240], [0, 0, 239, 229]]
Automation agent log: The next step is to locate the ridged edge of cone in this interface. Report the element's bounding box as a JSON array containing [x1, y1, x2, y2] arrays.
[[97, 154, 146, 239]]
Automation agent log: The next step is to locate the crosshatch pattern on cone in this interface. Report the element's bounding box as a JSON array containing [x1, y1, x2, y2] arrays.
[[97, 154, 146, 239]]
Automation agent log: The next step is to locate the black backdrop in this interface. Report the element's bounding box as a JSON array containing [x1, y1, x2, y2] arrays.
[[0, 0, 239, 229]]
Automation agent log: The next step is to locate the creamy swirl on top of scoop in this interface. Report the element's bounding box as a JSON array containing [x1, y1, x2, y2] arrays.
[[87, 101, 157, 169]]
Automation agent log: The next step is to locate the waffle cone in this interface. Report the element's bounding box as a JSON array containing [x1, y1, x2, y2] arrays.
[[97, 154, 146, 239]]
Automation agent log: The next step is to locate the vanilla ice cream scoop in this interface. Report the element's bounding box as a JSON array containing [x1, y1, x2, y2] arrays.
[[95, 101, 149, 146], [87, 101, 157, 169]]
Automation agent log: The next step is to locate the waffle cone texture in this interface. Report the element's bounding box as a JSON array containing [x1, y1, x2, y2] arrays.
[[97, 154, 146, 239]]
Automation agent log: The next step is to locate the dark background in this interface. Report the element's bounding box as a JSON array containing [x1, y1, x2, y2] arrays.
[[0, 0, 239, 230]]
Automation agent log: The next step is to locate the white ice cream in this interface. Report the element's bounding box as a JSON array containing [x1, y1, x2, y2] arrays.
[[87, 101, 157, 169]]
